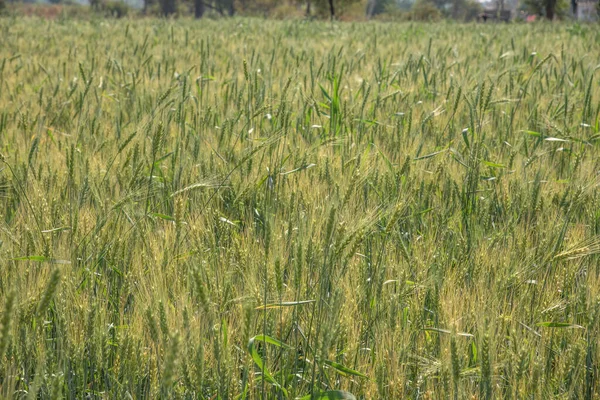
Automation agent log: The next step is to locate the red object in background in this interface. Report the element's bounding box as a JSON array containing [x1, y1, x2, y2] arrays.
[[526, 15, 537, 22]]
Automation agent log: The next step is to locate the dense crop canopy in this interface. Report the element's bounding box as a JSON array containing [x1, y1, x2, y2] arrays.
[[0, 18, 600, 398]]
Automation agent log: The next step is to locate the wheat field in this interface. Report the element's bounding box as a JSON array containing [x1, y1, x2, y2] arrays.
[[0, 18, 600, 399]]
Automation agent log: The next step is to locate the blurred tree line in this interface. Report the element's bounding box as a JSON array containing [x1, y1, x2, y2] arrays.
[[173, 0, 362, 19], [164, 0, 588, 22], [140, 0, 483, 20], [1, 0, 588, 21]]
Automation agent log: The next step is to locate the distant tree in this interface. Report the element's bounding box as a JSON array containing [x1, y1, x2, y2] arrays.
[[195, 0, 235, 16], [222, 0, 235, 15], [396, 0, 415, 10], [313, 0, 359, 18], [450, 0, 467, 17], [143, 0, 155, 13], [159, 0, 175, 15], [0, 0, 5, 12], [523, 0, 567, 18], [102, 1, 130, 17], [194, 0, 205, 17], [366, 0, 394, 17], [404, 0, 481, 19], [544, 0, 557, 17], [459, 0, 482, 19], [410, 0, 442, 19]]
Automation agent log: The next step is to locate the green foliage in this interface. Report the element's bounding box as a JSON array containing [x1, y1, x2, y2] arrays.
[[159, 0, 176, 15], [410, 0, 442, 20], [523, 0, 568, 18], [366, 0, 395, 16], [312, 0, 361, 17], [453, 0, 481, 20], [101, 0, 130, 17], [0, 18, 599, 399]]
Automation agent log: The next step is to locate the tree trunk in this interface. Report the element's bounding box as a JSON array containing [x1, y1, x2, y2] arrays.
[[546, 3, 554, 18], [227, 0, 235, 15], [306, 0, 311, 15], [328, 0, 335, 18], [160, 0, 175, 16], [195, 0, 205, 17], [366, 0, 377, 18], [497, 0, 504, 14], [545, 0, 556, 19]]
